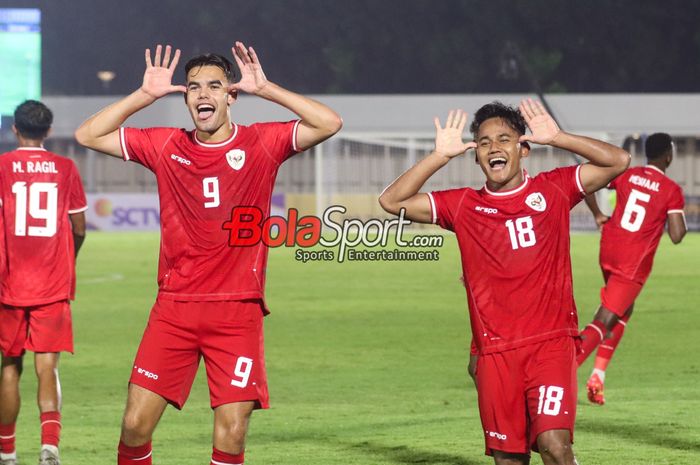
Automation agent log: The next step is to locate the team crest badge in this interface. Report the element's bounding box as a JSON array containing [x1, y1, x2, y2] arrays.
[[226, 149, 246, 171], [525, 192, 546, 212]]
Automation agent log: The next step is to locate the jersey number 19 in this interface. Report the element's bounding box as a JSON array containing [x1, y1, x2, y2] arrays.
[[11, 181, 58, 237]]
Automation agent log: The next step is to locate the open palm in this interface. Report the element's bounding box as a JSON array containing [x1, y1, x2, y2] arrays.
[[141, 44, 186, 99], [519, 98, 561, 145], [434, 110, 476, 158], [229, 41, 268, 95]]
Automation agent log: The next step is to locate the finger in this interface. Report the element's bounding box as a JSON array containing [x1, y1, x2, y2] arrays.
[[534, 100, 548, 116], [168, 49, 181, 72], [445, 110, 455, 128], [457, 110, 468, 131], [236, 41, 251, 63], [231, 46, 245, 70], [519, 101, 534, 121], [162, 45, 172, 68], [145, 48, 153, 68], [464, 141, 477, 151], [170, 85, 187, 93], [153, 44, 163, 68], [519, 134, 533, 143], [248, 46, 260, 64], [433, 116, 442, 132], [528, 98, 540, 115]]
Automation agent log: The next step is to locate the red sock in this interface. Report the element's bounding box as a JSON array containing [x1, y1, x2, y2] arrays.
[[40, 411, 61, 447], [211, 447, 244, 465], [0, 423, 16, 454], [594, 316, 628, 371], [118, 440, 152, 465], [577, 319, 607, 365]]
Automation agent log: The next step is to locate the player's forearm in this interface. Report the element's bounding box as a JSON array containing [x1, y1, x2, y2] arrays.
[[551, 132, 630, 170], [584, 194, 603, 216], [255, 82, 342, 147], [379, 151, 448, 213], [75, 89, 155, 147], [73, 233, 85, 258]]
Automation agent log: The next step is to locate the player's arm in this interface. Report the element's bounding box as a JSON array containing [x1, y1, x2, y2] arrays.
[[584, 194, 609, 229], [228, 42, 342, 151], [379, 110, 476, 223], [69, 212, 86, 257], [667, 212, 687, 244], [519, 99, 630, 194], [75, 45, 186, 157]]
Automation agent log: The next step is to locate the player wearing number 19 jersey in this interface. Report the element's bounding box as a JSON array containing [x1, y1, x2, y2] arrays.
[[0, 100, 87, 465], [578, 133, 686, 405], [75, 43, 342, 465], [380, 100, 630, 465]]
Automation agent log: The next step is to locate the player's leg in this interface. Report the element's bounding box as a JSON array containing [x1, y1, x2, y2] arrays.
[[118, 299, 200, 465], [0, 356, 23, 465], [201, 300, 268, 465], [492, 450, 530, 464], [212, 401, 255, 464], [527, 337, 578, 465], [0, 305, 30, 465], [576, 305, 617, 365], [35, 352, 63, 463], [586, 304, 634, 405]]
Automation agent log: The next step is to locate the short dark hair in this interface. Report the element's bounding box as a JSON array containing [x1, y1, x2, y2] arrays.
[[645, 133, 673, 161], [470, 101, 526, 137], [184, 54, 236, 82], [14, 100, 53, 140]]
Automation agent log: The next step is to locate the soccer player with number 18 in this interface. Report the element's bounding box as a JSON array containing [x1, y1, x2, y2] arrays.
[[379, 100, 630, 465]]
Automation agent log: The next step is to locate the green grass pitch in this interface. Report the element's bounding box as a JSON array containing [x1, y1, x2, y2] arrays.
[[11, 232, 700, 464]]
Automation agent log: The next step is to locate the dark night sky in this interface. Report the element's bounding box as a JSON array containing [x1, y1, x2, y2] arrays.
[[2, 0, 700, 95]]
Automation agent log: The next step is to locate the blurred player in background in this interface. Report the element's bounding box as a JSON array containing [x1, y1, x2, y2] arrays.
[[0, 100, 88, 465], [577, 132, 686, 405], [75, 42, 341, 465], [379, 100, 629, 465]]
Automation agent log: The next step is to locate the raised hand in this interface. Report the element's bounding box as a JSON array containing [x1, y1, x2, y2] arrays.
[[434, 110, 477, 159], [518, 98, 561, 145], [141, 44, 186, 100], [228, 41, 269, 95]]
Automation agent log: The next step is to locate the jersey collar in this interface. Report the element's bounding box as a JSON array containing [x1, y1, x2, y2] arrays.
[[194, 123, 238, 148], [483, 169, 530, 197], [645, 164, 665, 175], [16, 146, 46, 151]]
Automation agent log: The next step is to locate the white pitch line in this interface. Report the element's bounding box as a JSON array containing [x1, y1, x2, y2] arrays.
[[80, 273, 125, 284]]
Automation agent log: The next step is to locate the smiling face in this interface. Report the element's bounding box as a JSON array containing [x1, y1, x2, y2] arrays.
[[185, 65, 235, 139], [475, 117, 530, 191]]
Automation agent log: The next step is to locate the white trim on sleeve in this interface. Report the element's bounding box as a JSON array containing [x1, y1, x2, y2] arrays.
[[667, 209, 685, 214], [119, 127, 131, 161], [292, 119, 302, 152], [575, 164, 586, 195], [68, 205, 88, 214], [427, 192, 437, 224]]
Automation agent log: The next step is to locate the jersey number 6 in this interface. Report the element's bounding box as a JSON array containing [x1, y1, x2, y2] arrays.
[[620, 189, 650, 232]]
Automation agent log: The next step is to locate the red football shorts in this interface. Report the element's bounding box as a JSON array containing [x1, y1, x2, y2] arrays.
[[476, 336, 577, 456], [130, 298, 269, 410], [0, 300, 74, 357], [600, 270, 643, 317]]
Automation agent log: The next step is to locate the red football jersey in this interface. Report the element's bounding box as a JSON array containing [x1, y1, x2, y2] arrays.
[[119, 121, 300, 306], [599, 165, 685, 283], [0, 148, 87, 306], [430, 166, 585, 354]]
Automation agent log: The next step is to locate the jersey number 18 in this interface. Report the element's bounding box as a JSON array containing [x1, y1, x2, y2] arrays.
[[505, 216, 537, 250]]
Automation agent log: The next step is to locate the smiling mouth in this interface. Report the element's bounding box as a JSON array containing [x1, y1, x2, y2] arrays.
[[488, 157, 507, 170], [196, 104, 215, 121]]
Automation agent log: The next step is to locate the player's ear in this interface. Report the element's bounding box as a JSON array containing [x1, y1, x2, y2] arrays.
[[519, 141, 531, 159], [11, 125, 17, 136], [227, 88, 237, 105]]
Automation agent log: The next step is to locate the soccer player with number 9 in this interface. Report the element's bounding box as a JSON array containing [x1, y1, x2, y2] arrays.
[[75, 43, 342, 465], [379, 100, 630, 465], [0, 100, 88, 465]]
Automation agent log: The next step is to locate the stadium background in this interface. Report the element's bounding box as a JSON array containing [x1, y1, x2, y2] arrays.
[[0, 1, 698, 464]]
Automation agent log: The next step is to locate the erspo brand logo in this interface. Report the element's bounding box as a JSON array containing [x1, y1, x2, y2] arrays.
[[171, 154, 192, 166], [135, 366, 159, 380], [475, 206, 498, 215]]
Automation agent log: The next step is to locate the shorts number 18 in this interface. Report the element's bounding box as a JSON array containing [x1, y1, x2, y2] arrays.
[[537, 385, 564, 416]]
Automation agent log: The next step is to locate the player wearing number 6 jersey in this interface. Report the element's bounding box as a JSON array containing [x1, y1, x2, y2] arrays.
[[578, 133, 686, 405], [379, 100, 629, 465], [75, 43, 341, 465], [0, 100, 87, 465]]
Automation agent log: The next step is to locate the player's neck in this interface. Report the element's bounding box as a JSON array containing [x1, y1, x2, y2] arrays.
[[195, 122, 234, 145], [485, 170, 525, 193], [647, 161, 667, 173], [16, 136, 44, 149]]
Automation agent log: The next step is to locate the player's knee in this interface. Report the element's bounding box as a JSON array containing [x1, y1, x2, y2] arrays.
[[214, 419, 249, 453], [1, 357, 23, 380], [538, 439, 574, 464], [121, 411, 156, 444]]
